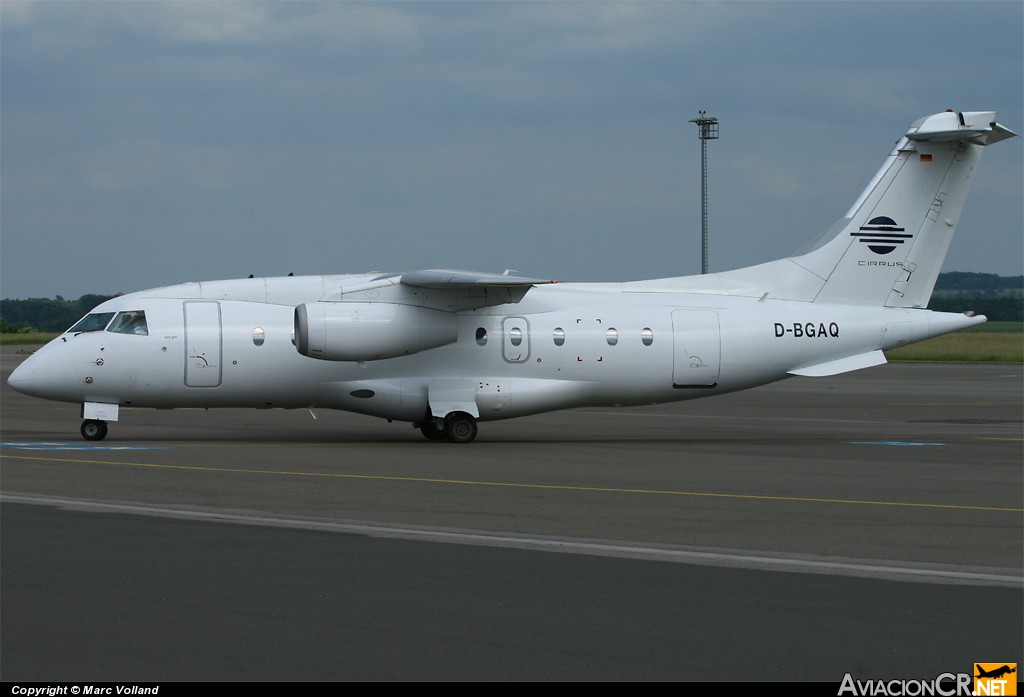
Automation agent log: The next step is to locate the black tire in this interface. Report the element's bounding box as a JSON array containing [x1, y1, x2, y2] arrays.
[[81, 419, 108, 441], [419, 421, 448, 441], [444, 412, 478, 444]]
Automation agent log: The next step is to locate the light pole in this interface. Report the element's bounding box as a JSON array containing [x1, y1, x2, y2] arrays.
[[689, 111, 718, 274]]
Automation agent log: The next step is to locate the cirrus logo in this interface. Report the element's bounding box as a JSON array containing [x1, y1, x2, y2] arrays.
[[850, 216, 912, 255]]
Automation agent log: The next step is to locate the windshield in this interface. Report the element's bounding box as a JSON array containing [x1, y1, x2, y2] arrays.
[[67, 312, 115, 334], [107, 310, 149, 336]]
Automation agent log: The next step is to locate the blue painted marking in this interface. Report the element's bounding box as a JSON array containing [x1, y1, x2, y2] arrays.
[[1, 442, 169, 451], [851, 441, 946, 447], [1, 442, 65, 447]]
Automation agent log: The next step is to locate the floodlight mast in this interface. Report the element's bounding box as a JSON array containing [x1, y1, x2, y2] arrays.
[[689, 112, 718, 274]]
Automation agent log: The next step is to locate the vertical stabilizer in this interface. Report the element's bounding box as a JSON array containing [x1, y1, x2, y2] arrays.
[[791, 111, 1015, 307]]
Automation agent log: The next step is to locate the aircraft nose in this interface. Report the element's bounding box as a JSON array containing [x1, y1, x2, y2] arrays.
[[8, 341, 90, 403], [7, 360, 36, 395]]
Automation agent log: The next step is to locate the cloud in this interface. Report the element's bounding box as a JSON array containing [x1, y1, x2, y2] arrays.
[[1, 1, 1020, 298], [76, 139, 245, 193]]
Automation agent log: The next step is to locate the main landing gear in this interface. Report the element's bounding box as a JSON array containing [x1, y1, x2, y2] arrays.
[[81, 419, 108, 441], [419, 411, 479, 444]]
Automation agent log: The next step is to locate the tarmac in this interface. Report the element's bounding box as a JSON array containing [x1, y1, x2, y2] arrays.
[[2, 345, 1021, 680]]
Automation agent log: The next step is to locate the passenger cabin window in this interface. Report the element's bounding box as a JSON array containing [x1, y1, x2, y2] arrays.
[[641, 328, 654, 346], [476, 328, 488, 346], [606, 328, 619, 346], [67, 312, 115, 334], [553, 327, 565, 346], [107, 311, 149, 336]]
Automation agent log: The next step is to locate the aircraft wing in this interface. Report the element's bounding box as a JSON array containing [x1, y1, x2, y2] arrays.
[[319, 269, 556, 311], [396, 269, 556, 310], [398, 269, 556, 289]]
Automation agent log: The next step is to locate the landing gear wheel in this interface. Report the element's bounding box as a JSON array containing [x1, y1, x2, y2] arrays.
[[419, 420, 447, 441], [444, 412, 478, 444], [81, 419, 108, 441]]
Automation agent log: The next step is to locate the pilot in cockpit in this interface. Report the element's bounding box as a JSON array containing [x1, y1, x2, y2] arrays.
[[106, 311, 149, 336]]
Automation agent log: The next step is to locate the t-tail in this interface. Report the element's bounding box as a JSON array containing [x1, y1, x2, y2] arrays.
[[797, 110, 1015, 307], [709, 110, 1016, 308]]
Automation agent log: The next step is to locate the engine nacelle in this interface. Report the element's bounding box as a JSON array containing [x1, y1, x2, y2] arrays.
[[294, 302, 459, 361]]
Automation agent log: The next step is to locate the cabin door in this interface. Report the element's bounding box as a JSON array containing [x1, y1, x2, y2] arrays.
[[183, 301, 223, 387], [671, 310, 720, 387]]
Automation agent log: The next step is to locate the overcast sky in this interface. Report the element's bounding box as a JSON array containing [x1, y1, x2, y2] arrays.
[[2, 1, 1021, 300]]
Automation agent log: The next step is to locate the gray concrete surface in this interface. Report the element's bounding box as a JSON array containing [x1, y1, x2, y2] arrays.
[[2, 346, 1021, 680]]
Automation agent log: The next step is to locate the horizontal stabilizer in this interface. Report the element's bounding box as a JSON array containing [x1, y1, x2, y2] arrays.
[[788, 350, 887, 377], [906, 111, 1017, 145]]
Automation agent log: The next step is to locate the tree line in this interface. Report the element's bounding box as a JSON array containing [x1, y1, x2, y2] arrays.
[[928, 296, 1022, 321], [0, 295, 117, 333], [933, 272, 1024, 291]]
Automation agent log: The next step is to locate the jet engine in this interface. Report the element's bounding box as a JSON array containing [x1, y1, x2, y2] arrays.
[[294, 302, 459, 361]]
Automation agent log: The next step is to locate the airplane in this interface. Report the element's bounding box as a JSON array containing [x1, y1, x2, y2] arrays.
[[975, 665, 1016, 680], [7, 109, 1017, 443]]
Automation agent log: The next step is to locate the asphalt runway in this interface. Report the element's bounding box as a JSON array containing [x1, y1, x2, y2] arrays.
[[1, 345, 1021, 680]]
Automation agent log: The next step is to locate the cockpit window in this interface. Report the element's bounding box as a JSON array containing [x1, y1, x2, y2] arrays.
[[107, 311, 149, 336], [67, 312, 115, 334]]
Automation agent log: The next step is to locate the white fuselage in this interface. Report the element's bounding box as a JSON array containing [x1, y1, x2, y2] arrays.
[[9, 275, 979, 425]]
